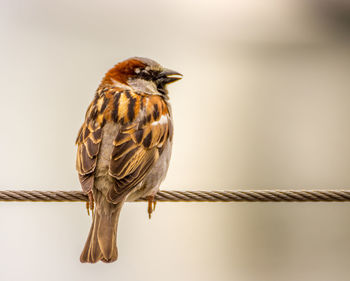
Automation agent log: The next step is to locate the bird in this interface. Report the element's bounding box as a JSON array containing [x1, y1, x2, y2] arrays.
[[75, 57, 182, 263]]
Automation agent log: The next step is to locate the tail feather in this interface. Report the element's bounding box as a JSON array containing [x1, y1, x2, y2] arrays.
[[80, 203, 122, 263]]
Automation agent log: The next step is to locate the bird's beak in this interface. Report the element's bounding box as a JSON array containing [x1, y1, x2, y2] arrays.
[[158, 68, 183, 84]]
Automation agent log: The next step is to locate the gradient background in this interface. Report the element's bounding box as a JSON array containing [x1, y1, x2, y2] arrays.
[[1, 1, 350, 280]]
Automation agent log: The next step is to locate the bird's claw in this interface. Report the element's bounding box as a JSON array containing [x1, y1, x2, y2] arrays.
[[86, 191, 94, 216], [147, 195, 157, 219]]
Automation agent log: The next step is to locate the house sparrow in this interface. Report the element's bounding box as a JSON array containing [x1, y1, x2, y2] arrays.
[[76, 57, 182, 263]]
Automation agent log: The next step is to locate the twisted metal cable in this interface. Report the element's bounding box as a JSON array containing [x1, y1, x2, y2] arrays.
[[0, 190, 350, 202]]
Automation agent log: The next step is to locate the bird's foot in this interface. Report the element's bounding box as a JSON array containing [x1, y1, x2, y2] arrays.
[[147, 195, 157, 219], [86, 191, 94, 216]]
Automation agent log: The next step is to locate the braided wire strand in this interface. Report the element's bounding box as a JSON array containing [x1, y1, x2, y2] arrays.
[[0, 190, 350, 202]]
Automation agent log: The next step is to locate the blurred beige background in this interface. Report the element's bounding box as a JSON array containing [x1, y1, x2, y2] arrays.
[[1, 0, 350, 280]]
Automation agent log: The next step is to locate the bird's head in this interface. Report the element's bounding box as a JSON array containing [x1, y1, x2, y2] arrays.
[[102, 57, 182, 95]]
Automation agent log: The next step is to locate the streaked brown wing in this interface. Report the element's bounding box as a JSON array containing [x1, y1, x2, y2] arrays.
[[76, 98, 103, 193], [107, 95, 173, 203]]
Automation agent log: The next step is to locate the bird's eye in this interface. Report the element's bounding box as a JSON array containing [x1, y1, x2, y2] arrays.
[[135, 68, 141, 74], [137, 68, 153, 80]]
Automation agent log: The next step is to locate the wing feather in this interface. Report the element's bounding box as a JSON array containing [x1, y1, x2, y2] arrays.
[[76, 95, 103, 192], [107, 95, 172, 203]]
